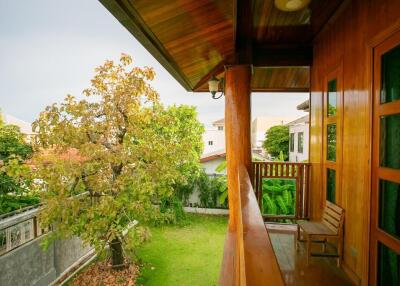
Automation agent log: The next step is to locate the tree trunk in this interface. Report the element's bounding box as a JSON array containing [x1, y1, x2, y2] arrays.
[[110, 237, 125, 269]]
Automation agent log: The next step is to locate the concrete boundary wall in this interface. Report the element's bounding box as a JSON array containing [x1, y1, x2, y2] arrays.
[[184, 207, 229, 215], [0, 235, 92, 286]]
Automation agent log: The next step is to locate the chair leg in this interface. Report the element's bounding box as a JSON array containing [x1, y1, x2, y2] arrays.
[[306, 234, 311, 266], [322, 238, 327, 253], [337, 238, 342, 267], [295, 225, 300, 251]]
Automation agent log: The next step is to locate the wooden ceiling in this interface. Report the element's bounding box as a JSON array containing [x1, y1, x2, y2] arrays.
[[100, 0, 344, 92]]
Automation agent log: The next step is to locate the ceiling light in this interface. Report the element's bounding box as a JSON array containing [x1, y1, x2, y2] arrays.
[[275, 0, 311, 12]]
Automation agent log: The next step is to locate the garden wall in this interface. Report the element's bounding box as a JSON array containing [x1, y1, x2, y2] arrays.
[[184, 207, 228, 215], [0, 235, 92, 286]]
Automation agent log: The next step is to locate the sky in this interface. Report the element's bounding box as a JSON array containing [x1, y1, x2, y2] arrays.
[[0, 0, 308, 127]]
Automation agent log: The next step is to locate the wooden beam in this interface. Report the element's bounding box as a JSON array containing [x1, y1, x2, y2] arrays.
[[253, 45, 313, 67], [234, 0, 253, 64]]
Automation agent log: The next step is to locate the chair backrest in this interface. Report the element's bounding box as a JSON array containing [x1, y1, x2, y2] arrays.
[[322, 201, 345, 235]]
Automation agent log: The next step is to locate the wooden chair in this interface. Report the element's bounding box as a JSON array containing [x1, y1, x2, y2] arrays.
[[295, 201, 345, 267]]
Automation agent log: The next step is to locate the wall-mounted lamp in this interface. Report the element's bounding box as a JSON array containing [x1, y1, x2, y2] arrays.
[[208, 74, 224, 99]]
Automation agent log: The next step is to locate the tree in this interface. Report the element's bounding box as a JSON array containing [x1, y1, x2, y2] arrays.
[[0, 117, 36, 214], [0, 123, 32, 161], [262, 125, 289, 160], [158, 105, 204, 219], [165, 105, 204, 204], [30, 54, 203, 268]]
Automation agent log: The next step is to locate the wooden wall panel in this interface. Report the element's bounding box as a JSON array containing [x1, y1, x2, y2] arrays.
[[309, 0, 400, 284]]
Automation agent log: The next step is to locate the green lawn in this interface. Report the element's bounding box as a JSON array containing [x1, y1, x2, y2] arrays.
[[136, 214, 228, 286]]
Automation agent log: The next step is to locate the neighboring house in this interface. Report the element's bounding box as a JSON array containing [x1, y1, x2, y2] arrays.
[[2, 114, 37, 143], [187, 148, 267, 207], [193, 122, 269, 207], [187, 149, 227, 207], [288, 100, 310, 162], [200, 149, 266, 175], [202, 118, 225, 154], [251, 116, 294, 156], [200, 148, 227, 176], [202, 117, 279, 159]]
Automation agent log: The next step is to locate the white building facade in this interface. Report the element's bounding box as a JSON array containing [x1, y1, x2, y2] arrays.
[[288, 100, 310, 162], [202, 119, 225, 154]]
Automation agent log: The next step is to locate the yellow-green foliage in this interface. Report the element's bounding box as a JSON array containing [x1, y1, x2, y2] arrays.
[[29, 54, 204, 257]]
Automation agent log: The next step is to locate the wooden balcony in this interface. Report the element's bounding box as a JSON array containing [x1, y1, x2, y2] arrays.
[[219, 165, 285, 286], [220, 163, 354, 286], [267, 224, 354, 286]]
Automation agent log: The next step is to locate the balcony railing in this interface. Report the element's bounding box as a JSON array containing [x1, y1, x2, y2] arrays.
[[0, 206, 50, 256], [219, 165, 284, 286], [253, 162, 310, 221]]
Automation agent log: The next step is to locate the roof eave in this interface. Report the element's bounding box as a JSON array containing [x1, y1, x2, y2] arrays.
[[99, 0, 193, 91]]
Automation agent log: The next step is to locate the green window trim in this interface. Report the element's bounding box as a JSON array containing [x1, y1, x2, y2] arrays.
[[326, 169, 336, 203]]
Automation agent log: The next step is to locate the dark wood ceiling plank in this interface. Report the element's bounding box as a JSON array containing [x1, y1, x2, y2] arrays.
[[253, 44, 313, 66]]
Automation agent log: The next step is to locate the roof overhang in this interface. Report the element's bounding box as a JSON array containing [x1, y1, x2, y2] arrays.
[[100, 0, 344, 93]]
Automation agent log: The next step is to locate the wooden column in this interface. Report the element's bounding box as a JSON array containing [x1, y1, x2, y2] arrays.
[[224, 65, 252, 230]]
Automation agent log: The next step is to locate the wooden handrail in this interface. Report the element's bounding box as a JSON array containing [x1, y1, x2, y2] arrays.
[[220, 165, 285, 286]]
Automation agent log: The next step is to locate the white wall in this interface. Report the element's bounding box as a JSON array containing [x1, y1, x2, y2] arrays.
[[187, 157, 226, 207], [289, 123, 309, 162], [202, 129, 225, 154], [201, 157, 226, 175]]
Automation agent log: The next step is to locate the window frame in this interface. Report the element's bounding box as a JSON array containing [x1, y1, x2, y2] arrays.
[[323, 63, 343, 204], [370, 30, 400, 285]]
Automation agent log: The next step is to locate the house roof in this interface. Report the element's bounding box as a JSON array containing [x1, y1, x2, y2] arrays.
[[287, 115, 309, 126], [200, 149, 226, 163], [99, 0, 343, 93], [297, 99, 310, 112], [200, 148, 268, 163], [212, 118, 225, 126]]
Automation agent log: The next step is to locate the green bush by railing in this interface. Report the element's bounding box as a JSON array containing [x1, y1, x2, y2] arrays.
[[262, 178, 296, 216]]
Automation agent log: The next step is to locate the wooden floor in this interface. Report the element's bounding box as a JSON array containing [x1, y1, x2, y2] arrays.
[[266, 224, 355, 286]]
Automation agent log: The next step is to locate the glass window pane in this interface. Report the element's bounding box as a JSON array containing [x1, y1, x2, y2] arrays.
[[327, 124, 336, 161], [290, 133, 295, 152], [298, 132, 304, 153], [379, 180, 400, 239], [378, 243, 399, 286], [327, 169, 336, 203], [381, 44, 400, 104], [328, 79, 337, 116], [380, 114, 400, 169]]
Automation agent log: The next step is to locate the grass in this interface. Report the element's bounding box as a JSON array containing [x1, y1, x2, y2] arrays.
[[136, 214, 228, 286]]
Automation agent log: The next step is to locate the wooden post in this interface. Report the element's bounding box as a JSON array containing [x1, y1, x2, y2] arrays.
[[224, 65, 252, 230]]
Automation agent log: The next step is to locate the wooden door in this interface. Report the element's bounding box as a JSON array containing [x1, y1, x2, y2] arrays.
[[322, 64, 343, 206], [370, 30, 400, 286]]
